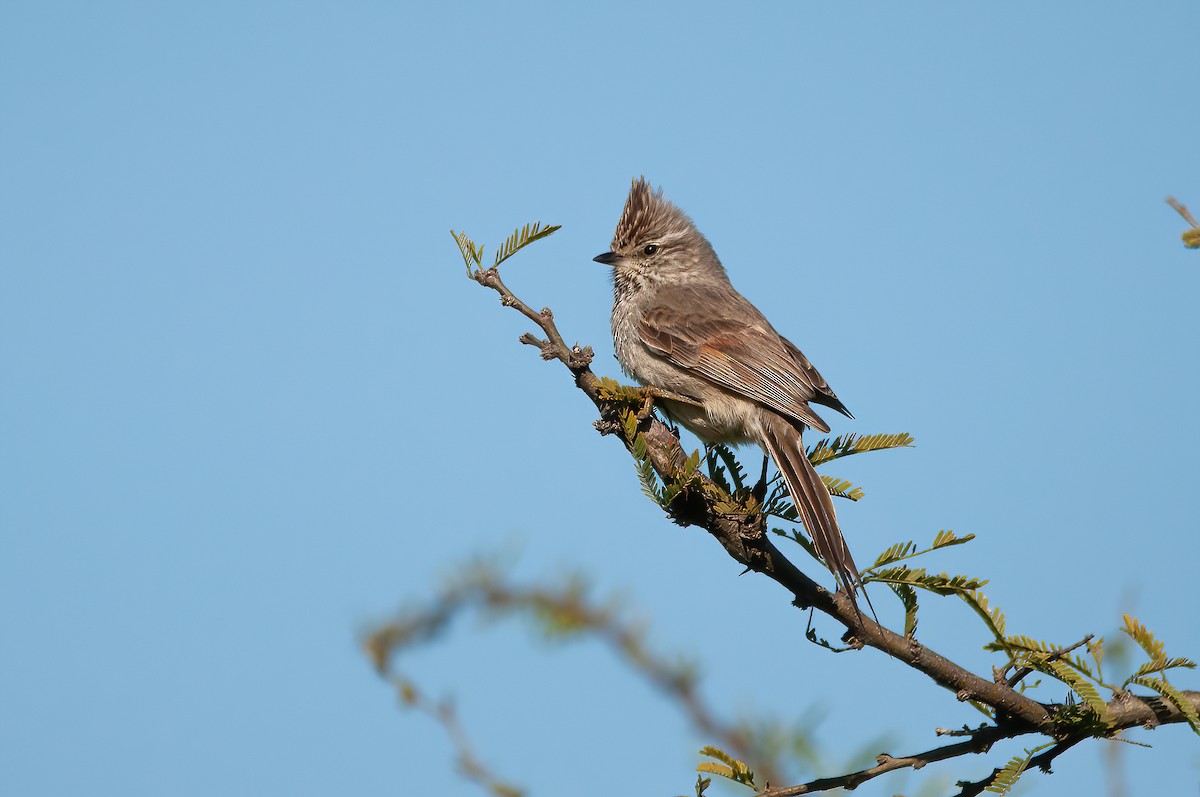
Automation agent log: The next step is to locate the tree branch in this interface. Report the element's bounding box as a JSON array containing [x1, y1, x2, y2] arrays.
[[465, 255, 1200, 795], [471, 265, 1052, 728]]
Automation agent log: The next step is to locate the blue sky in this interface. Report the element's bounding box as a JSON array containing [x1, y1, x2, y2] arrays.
[[2, 2, 1198, 795]]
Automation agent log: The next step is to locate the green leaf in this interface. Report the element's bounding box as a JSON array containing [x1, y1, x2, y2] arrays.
[[986, 752, 1030, 795], [930, 529, 974, 549], [864, 565, 987, 596], [872, 540, 917, 569], [1127, 675, 1200, 735], [1122, 615, 1166, 662], [696, 746, 757, 789], [492, 221, 561, 268], [1127, 656, 1197, 682], [1088, 638, 1106, 683], [1043, 659, 1108, 718], [868, 530, 974, 569], [806, 432, 915, 467], [961, 589, 1006, 640], [451, 229, 484, 275], [820, 475, 863, 501], [623, 410, 639, 442], [635, 457, 662, 506], [771, 527, 819, 562], [996, 635, 1062, 654], [710, 445, 749, 492], [891, 582, 919, 638]]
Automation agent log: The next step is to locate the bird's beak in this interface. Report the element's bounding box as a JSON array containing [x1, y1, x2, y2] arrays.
[[593, 251, 622, 266]]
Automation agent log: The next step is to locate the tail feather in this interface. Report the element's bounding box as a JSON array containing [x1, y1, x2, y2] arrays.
[[761, 414, 867, 617]]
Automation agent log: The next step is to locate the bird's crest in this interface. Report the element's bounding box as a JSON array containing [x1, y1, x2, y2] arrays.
[[611, 177, 695, 251]]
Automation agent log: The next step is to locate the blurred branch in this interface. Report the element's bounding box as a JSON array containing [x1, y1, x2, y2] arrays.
[[365, 564, 787, 787], [1166, 196, 1200, 248], [387, 674, 523, 797]]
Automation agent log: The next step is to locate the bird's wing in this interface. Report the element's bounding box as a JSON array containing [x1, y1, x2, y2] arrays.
[[636, 285, 835, 433], [779, 336, 852, 418]]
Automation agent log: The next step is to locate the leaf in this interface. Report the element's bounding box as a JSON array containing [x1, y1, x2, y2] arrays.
[[635, 456, 663, 506], [1127, 656, 1197, 682], [961, 590, 1006, 641], [709, 444, 748, 492], [1088, 637, 1106, 681], [986, 752, 1030, 794], [1121, 615, 1166, 662], [772, 527, 820, 562], [806, 432, 915, 467], [492, 221, 561, 268], [1127, 675, 1200, 735], [930, 529, 974, 550], [1043, 659, 1108, 718], [820, 475, 864, 501], [872, 540, 917, 568], [868, 530, 974, 569], [451, 229, 484, 275], [995, 635, 1062, 654], [891, 582, 919, 638], [623, 410, 639, 442], [864, 565, 987, 596], [696, 746, 757, 789]]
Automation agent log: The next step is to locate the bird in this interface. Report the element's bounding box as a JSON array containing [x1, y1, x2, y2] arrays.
[[594, 177, 864, 614]]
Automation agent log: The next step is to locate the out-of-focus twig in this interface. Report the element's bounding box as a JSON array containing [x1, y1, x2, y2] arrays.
[[365, 565, 787, 788], [1166, 196, 1200, 248], [388, 675, 524, 797]]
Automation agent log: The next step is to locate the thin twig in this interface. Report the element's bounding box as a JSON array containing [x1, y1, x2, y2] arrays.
[[390, 677, 524, 797], [758, 726, 1011, 796], [1005, 634, 1095, 688], [951, 736, 1085, 797], [1167, 196, 1199, 228]]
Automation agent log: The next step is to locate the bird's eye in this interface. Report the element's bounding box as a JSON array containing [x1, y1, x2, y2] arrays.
[[643, 244, 659, 256]]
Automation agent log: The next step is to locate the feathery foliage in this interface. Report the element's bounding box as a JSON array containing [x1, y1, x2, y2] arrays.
[[1122, 614, 1167, 664], [1043, 659, 1108, 717], [806, 432, 914, 467], [960, 589, 1007, 641], [820, 475, 864, 501], [493, 222, 561, 268], [451, 229, 485, 275], [984, 742, 1053, 795], [864, 565, 987, 595], [1127, 676, 1200, 735], [868, 529, 975, 570], [771, 527, 820, 562], [984, 751, 1031, 795], [705, 444, 749, 494], [696, 746, 757, 790], [892, 582, 919, 638]]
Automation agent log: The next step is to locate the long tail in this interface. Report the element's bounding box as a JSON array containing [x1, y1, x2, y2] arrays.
[[761, 413, 866, 617]]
